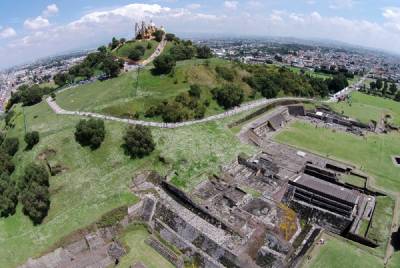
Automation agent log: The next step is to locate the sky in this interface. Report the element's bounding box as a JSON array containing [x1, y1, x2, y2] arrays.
[[1, 0, 400, 69]]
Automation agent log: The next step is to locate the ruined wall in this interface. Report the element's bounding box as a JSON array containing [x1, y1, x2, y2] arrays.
[[289, 200, 352, 234], [153, 202, 242, 268]]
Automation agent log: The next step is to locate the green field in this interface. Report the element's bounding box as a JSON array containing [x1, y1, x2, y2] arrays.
[[56, 58, 252, 120], [114, 40, 159, 60], [118, 224, 174, 268], [330, 92, 400, 125], [303, 234, 383, 268], [0, 98, 255, 267], [287, 66, 332, 80], [275, 121, 400, 192]]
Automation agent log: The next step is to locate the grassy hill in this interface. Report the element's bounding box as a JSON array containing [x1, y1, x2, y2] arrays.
[[0, 97, 255, 267], [56, 58, 255, 120], [113, 40, 159, 60]]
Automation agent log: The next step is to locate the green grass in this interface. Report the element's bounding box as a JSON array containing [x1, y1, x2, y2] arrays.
[[388, 252, 400, 268], [118, 224, 174, 268], [303, 234, 383, 268], [366, 196, 395, 252], [0, 95, 255, 267], [114, 40, 159, 59], [287, 66, 332, 80], [56, 58, 252, 120], [341, 174, 365, 188], [275, 121, 400, 192], [357, 219, 369, 236], [330, 92, 400, 125]]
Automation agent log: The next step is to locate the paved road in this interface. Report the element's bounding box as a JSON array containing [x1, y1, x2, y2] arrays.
[[46, 96, 310, 129], [327, 74, 369, 103]]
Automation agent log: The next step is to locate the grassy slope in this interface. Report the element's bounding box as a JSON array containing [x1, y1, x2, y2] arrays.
[[303, 234, 383, 268], [0, 98, 255, 267], [275, 121, 400, 192], [118, 224, 174, 268], [114, 40, 159, 59], [56, 58, 253, 120], [329, 92, 400, 125]]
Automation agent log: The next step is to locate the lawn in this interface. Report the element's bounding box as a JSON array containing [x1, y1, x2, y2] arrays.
[[114, 40, 159, 60], [55, 58, 252, 120], [118, 224, 174, 268], [329, 92, 400, 125], [366, 196, 395, 254], [303, 233, 383, 268], [0, 96, 255, 267], [288, 66, 332, 80], [341, 174, 366, 188], [275, 121, 400, 193]]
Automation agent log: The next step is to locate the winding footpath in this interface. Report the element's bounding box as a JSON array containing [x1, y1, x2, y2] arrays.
[[46, 96, 310, 129]]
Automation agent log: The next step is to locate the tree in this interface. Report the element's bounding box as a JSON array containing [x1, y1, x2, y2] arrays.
[[188, 84, 201, 98], [75, 119, 106, 149], [196, 45, 213, 59], [170, 44, 195, 61], [20, 182, 50, 224], [153, 54, 176, 74], [20, 85, 42, 106], [383, 81, 388, 96], [110, 37, 120, 50], [128, 49, 144, 61], [390, 83, 398, 96], [0, 150, 15, 175], [0, 173, 18, 218], [328, 74, 349, 93], [24, 131, 40, 150], [212, 84, 244, 109], [123, 126, 155, 158], [370, 81, 376, 91], [19, 163, 51, 224], [152, 30, 164, 42], [395, 91, 400, 102], [97, 46, 107, 54], [165, 33, 176, 41], [1, 137, 19, 156], [5, 110, 14, 126], [53, 72, 72, 87], [376, 79, 383, 90], [101, 56, 121, 78]]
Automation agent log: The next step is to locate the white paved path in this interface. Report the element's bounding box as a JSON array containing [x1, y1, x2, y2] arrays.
[[47, 96, 310, 129]]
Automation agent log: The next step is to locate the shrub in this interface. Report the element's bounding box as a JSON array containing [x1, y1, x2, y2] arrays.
[[128, 48, 144, 61], [74, 119, 106, 150], [24, 131, 40, 150], [123, 125, 155, 158], [215, 66, 235, 81], [188, 84, 201, 98], [212, 84, 244, 109], [97, 206, 128, 228], [147, 42, 153, 49], [153, 54, 176, 74], [170, 44, 195, 61], [152, 30, 164, 42], [1, 137, 19, 156]]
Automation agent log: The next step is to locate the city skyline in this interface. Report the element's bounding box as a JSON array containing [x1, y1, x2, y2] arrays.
[[1, 0, 400, 69]]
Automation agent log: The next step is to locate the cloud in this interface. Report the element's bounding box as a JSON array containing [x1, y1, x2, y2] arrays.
[[43, 4, 59, 17], [383, 7, 400, 31], [224, 1, 238, 10], [186, 3, 201, 10], [329, 0, 355, 9], [24, 16, 50, 30], [0, 27, 16, 38]]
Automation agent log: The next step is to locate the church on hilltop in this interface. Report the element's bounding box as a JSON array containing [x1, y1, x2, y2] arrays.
[[134, 21, 164, 40]]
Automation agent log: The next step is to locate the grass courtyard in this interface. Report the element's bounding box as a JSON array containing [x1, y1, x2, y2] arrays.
[[118, 224, 174, 268], [303, 233, 383, 268], [329, 91, 400, 125], [0, 99, 255, 267], [275, 121, 400, 192]]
